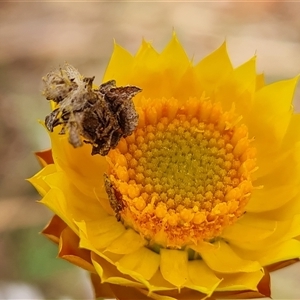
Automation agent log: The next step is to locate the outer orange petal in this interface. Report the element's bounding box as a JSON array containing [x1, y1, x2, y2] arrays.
[[90, 272, 115, 299], [35, 149, 54, 167], [110, 285, 153, 300], [59, 226, 95, 273], [41, 214, 67, 244]]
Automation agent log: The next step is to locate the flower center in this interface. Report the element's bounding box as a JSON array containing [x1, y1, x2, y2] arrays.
[[105, 97, 256, 248]]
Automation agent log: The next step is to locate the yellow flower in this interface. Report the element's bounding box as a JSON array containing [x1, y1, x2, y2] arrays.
[[30, 33, 300, 299]]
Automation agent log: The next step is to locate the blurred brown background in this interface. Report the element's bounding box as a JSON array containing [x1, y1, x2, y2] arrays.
[[1, 2, 300, 299]]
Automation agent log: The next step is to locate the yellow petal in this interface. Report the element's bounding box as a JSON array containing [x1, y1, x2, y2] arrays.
[[116, 247, 160, 281], [228, 216, 299, 251], [256, 73, 265, 90], [103, 42, 134, 85], [222, 213, 277, 243], [248, 145, 300, 212], [49, 128, 108, 198], [105, 228, 146, 254], [282, 113, 300, 150], [186, 259, 221, 295], [262, 194, 300, 221], [254, 142, 299, 179], [42, 171, 107, 224], [233, 239, 300, 267], [253, 76, 298, 117], [216, 269, 264, 292], [160, 249, 188, 287], [28, 164, 56, 196], [191, 240, 261, 273], [159, 32, 190, 74], [174, 66, 199, 101], [148, 270, 176, 292], [216, 56, 256, 114], [134, 39, 159, 69], [247, 184, 299, 213], [77, 217, 125, 250], [249, 76, 299, 152], [91, 252, 144, 288], [129, 40, 162, 101], [194, 41, 233, 96], [40, 188, 79, 234]]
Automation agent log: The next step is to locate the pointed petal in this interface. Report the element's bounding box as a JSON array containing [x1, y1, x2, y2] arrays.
[[91, 252, 144, 288], [216, 269, 264, 292], [249, 76, 299, 152], [116, 247, 160, 280], [28, 164, 56, 196], [282, 113, 300, 149], [174, 66, 199, 101], [186, 259, 221, 295], [256, 73, 265, 91], [248, 145, 300, 212], [77, 217, 125, 250], [194, 41, 233, 96], [261, 193, 300, 221], [159, 33, 190, 74], [191, 240, 261, 273], [105, 228, 146, 254], [134, 39, 159, 68], [216, 56, 256, 114], [160, 249, 189, 287], [227, 217, 296, 251], [234, 239, 300, 267], [49, 128, 108, 199], [222, 213, 277, 243], [42, 171, 107, 225], [253, 76, 298, 116], [40, 188, 79, 233], [213, 269, 270, 298], [148, 270, 176, 292], [103, 42, 134, 85]]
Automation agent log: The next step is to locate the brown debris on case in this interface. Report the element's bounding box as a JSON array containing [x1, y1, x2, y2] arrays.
[[43, 63, 141, 156]]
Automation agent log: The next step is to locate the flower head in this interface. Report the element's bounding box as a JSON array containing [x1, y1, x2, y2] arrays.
[[30, 33, 300, 299]]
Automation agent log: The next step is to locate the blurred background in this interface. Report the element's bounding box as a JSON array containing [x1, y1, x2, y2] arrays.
[[1, 1, 300, 299]]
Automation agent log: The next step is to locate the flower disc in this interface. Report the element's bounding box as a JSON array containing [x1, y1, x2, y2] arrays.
[[106, 97, 256, 248]]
